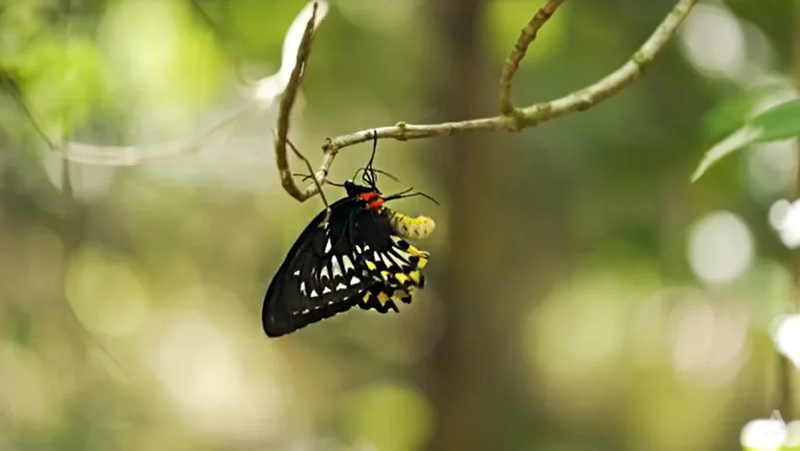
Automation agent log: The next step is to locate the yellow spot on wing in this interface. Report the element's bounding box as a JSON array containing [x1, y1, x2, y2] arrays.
[[362, 291, 371, 301], [377, 291, 390, 304], [380, 270, 391, 281], [395, 273, 409, 284], [408, 244, 430, 258], [366, 260, 377, 271], [409, 271, 421, 283]]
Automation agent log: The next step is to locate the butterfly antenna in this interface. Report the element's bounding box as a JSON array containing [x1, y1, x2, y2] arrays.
[[384, 188, 440, 206], [362, 130, 379, 189], [353, 167, 400, 183]]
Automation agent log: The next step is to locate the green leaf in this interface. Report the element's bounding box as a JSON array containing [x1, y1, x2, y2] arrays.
[[692, 99, 800, 182], [691, 125, 762, 182], [701, 83, 788, 142], [752, 99, 800, 143]]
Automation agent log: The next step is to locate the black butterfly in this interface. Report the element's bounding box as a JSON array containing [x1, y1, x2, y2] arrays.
[[262, 136, 435, 338]]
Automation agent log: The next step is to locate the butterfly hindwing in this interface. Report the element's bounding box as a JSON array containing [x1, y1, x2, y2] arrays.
[[355, 231, 429, 290], [346, 210, 430, 314], [356, 282, 415, 314]]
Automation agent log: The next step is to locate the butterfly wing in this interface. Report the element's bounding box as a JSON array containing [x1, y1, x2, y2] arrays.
[[262, 198, 373, 337], [348, 208, 431, 314], [262, 199, 433, 338]]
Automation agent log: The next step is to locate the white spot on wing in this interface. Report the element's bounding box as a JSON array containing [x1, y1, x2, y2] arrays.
[[323, 287, 332, 294], [320, 266, 330, 280], [331, 256, 343, 278], [310, 289, 319, 298], [389, 252, 406, 267], [393, 247, 413, 261], [380, 253, 394, 268], [342, 255, 355, 273], [335, 283, 348, 291], [325, 239, 332, 253], [300, 282, 307, 295], [350, 275, 361, 285], [293, 270, 300, 276]]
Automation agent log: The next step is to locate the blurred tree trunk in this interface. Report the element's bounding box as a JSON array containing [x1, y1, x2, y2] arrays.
[[418, 0, 578, 448], [420, 0, 518, 450]]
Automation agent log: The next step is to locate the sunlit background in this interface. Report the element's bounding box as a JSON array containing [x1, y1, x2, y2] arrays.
[[2, 0, 800, 450]]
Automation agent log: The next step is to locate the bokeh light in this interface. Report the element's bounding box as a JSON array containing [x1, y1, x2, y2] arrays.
[[769, 199, 800, 249], [687, 211, 754, 285], [772, 314, 800, 367], [64, 244, 150, 338], [679, 3, 748, 81], [741, 413, 786, 450]]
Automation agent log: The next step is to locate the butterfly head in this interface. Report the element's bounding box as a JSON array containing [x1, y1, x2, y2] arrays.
[[343, 132, 437, 210], [345, 179, 385, 211]]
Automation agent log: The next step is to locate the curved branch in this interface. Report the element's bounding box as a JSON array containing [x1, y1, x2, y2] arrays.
[[499, 0, 567, 115], [285, 0, 697, 200], [274, 1, 321, 201]]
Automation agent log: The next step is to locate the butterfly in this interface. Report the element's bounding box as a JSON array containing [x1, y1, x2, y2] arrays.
[[262, 135, 437, 338]]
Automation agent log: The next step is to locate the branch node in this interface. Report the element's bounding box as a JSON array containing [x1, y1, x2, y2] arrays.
[[503, 108, 528, 131], [394, 121, 409, 141], [498, 0, 568, 115], [574, 92, 593, 111], [632, 50, 650, 77]]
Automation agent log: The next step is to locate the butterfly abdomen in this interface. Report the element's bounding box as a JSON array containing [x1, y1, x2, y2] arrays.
[[384, 208, 436, 240]]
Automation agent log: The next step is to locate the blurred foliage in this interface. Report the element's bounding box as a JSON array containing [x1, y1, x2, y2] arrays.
[[694, 95, 800, 182], [1, 0, 799, 451]]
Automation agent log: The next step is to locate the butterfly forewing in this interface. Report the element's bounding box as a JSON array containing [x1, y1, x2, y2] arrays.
[[262, 198, 373, 337]]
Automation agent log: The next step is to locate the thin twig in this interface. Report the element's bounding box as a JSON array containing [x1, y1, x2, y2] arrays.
[[283, 0, 698, 201], [499, 0, 567, 115], [0, 70, 57, 151], [274, 1, 321, 201], [286, 134, 331, 222]]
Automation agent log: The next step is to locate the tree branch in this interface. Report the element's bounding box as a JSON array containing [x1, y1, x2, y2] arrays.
[[283, 0, 698, 201], [499, 0, 567, 115], [273, 1, 321, 201]]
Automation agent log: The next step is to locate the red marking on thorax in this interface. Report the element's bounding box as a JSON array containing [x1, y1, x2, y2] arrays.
[[359, 192, 385, 210]]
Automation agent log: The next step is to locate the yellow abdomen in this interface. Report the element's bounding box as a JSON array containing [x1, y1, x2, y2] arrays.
[[384, 208, 436, 240]]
